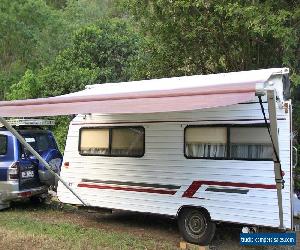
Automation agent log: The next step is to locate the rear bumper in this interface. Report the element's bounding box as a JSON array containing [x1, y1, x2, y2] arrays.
[[0, 181, 48, 202], [9, 186, 48, 200]]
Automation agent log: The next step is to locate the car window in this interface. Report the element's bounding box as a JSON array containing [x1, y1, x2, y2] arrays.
[[36, 134, 53, 151], [23, 133, 55, 153]]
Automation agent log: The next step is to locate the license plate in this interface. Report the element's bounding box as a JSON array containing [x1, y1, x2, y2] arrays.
[[21, 170, 34, 178]]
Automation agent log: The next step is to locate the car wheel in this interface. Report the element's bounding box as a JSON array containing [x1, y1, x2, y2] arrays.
[[30, 195, 46, 205], [178, 207, 216, 245]]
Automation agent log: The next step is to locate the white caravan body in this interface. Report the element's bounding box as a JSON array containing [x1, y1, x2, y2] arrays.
[[57, 69, 293, 230]]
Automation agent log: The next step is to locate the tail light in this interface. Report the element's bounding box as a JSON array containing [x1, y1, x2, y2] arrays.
[[63, 162, 69, 168], [8, 162, 19, 180]]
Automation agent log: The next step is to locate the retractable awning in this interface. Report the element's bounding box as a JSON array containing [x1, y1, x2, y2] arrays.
[[0, 68, 287, 117], [0, 84, 256, 117]]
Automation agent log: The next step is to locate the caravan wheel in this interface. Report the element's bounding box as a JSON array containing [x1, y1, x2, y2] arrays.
[[178, 207, 216, 245]]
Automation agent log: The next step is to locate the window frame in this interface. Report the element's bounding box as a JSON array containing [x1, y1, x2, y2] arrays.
[[0, 134, 8, 156], [184, 124, 273, 161], [78, 126, 145, 158]]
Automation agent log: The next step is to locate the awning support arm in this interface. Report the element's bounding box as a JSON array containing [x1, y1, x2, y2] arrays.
[[259, 90, 284, 229], [0, 116, 87, 206]]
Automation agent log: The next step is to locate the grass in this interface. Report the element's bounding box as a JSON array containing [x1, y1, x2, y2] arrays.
[[0, 201, 298, 250], [0, 205, 176, 250]]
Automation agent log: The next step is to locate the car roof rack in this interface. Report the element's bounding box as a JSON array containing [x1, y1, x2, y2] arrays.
[[0, 118, 55, 127]]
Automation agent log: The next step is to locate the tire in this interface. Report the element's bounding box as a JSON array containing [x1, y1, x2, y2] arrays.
[[39, 149, 62, 187], [30, 195, 46, 205], [178, 207, 216, 245]]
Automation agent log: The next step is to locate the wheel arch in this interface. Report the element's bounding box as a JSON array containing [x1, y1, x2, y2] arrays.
[[176, 205, 212, 220]]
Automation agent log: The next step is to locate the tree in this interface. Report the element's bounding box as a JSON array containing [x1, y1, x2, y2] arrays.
[[63, 0, 112, 27], [6, 69, 41, 100], [39, 18, 140, 97], [0, 0, 69, 100], [117, 0, 299, 81], [0, 0, 112, 101], [46, 0, 67, 9]]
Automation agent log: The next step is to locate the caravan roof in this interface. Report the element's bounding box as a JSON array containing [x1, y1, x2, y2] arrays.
[[81, 67, 288, 95]]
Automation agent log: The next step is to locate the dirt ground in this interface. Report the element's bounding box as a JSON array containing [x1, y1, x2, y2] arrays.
[[0, 200, 299, 250]]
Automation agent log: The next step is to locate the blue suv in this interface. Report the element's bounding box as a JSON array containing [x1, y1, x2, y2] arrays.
[[0, 121, 62, 209]]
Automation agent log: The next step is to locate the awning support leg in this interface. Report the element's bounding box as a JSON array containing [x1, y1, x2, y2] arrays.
[[266, 90, 284, 229], [0, 116, 87, 206]]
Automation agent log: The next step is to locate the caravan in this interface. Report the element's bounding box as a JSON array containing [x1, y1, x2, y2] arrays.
[[57, 68, 294, 244], [0, 68, 295, 244]]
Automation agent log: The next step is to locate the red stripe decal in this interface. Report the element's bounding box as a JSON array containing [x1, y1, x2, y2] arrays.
[[78, 183, 176, 195], [182, 181, 276, 198]]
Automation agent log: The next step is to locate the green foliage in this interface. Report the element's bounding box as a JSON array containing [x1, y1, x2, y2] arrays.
[[52, 116, 71, 152], [39, 50, 99, 97], [6, 70, 41, 100], [0, 0, 68, 100], [72, 19, 140, 82], [0, 0, 66, 69], [46, 0, 67, 9], [118, 0, 299, 80], [40, 18, 140, 97], [63, 0, 112, 27], [0, 62, 25, 100], [293, 100, 300, 189], [0, 0, 110, 100]]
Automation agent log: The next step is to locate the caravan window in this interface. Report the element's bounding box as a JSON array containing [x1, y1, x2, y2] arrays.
[[79, 126, 145, 157], [184, 125, 273, 160], [230, 127, 272, 160], [0, 135, 7, 155], [185, 127, 227, 159], [79, 128, 110, 155], [111, 127, 144, 157]]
